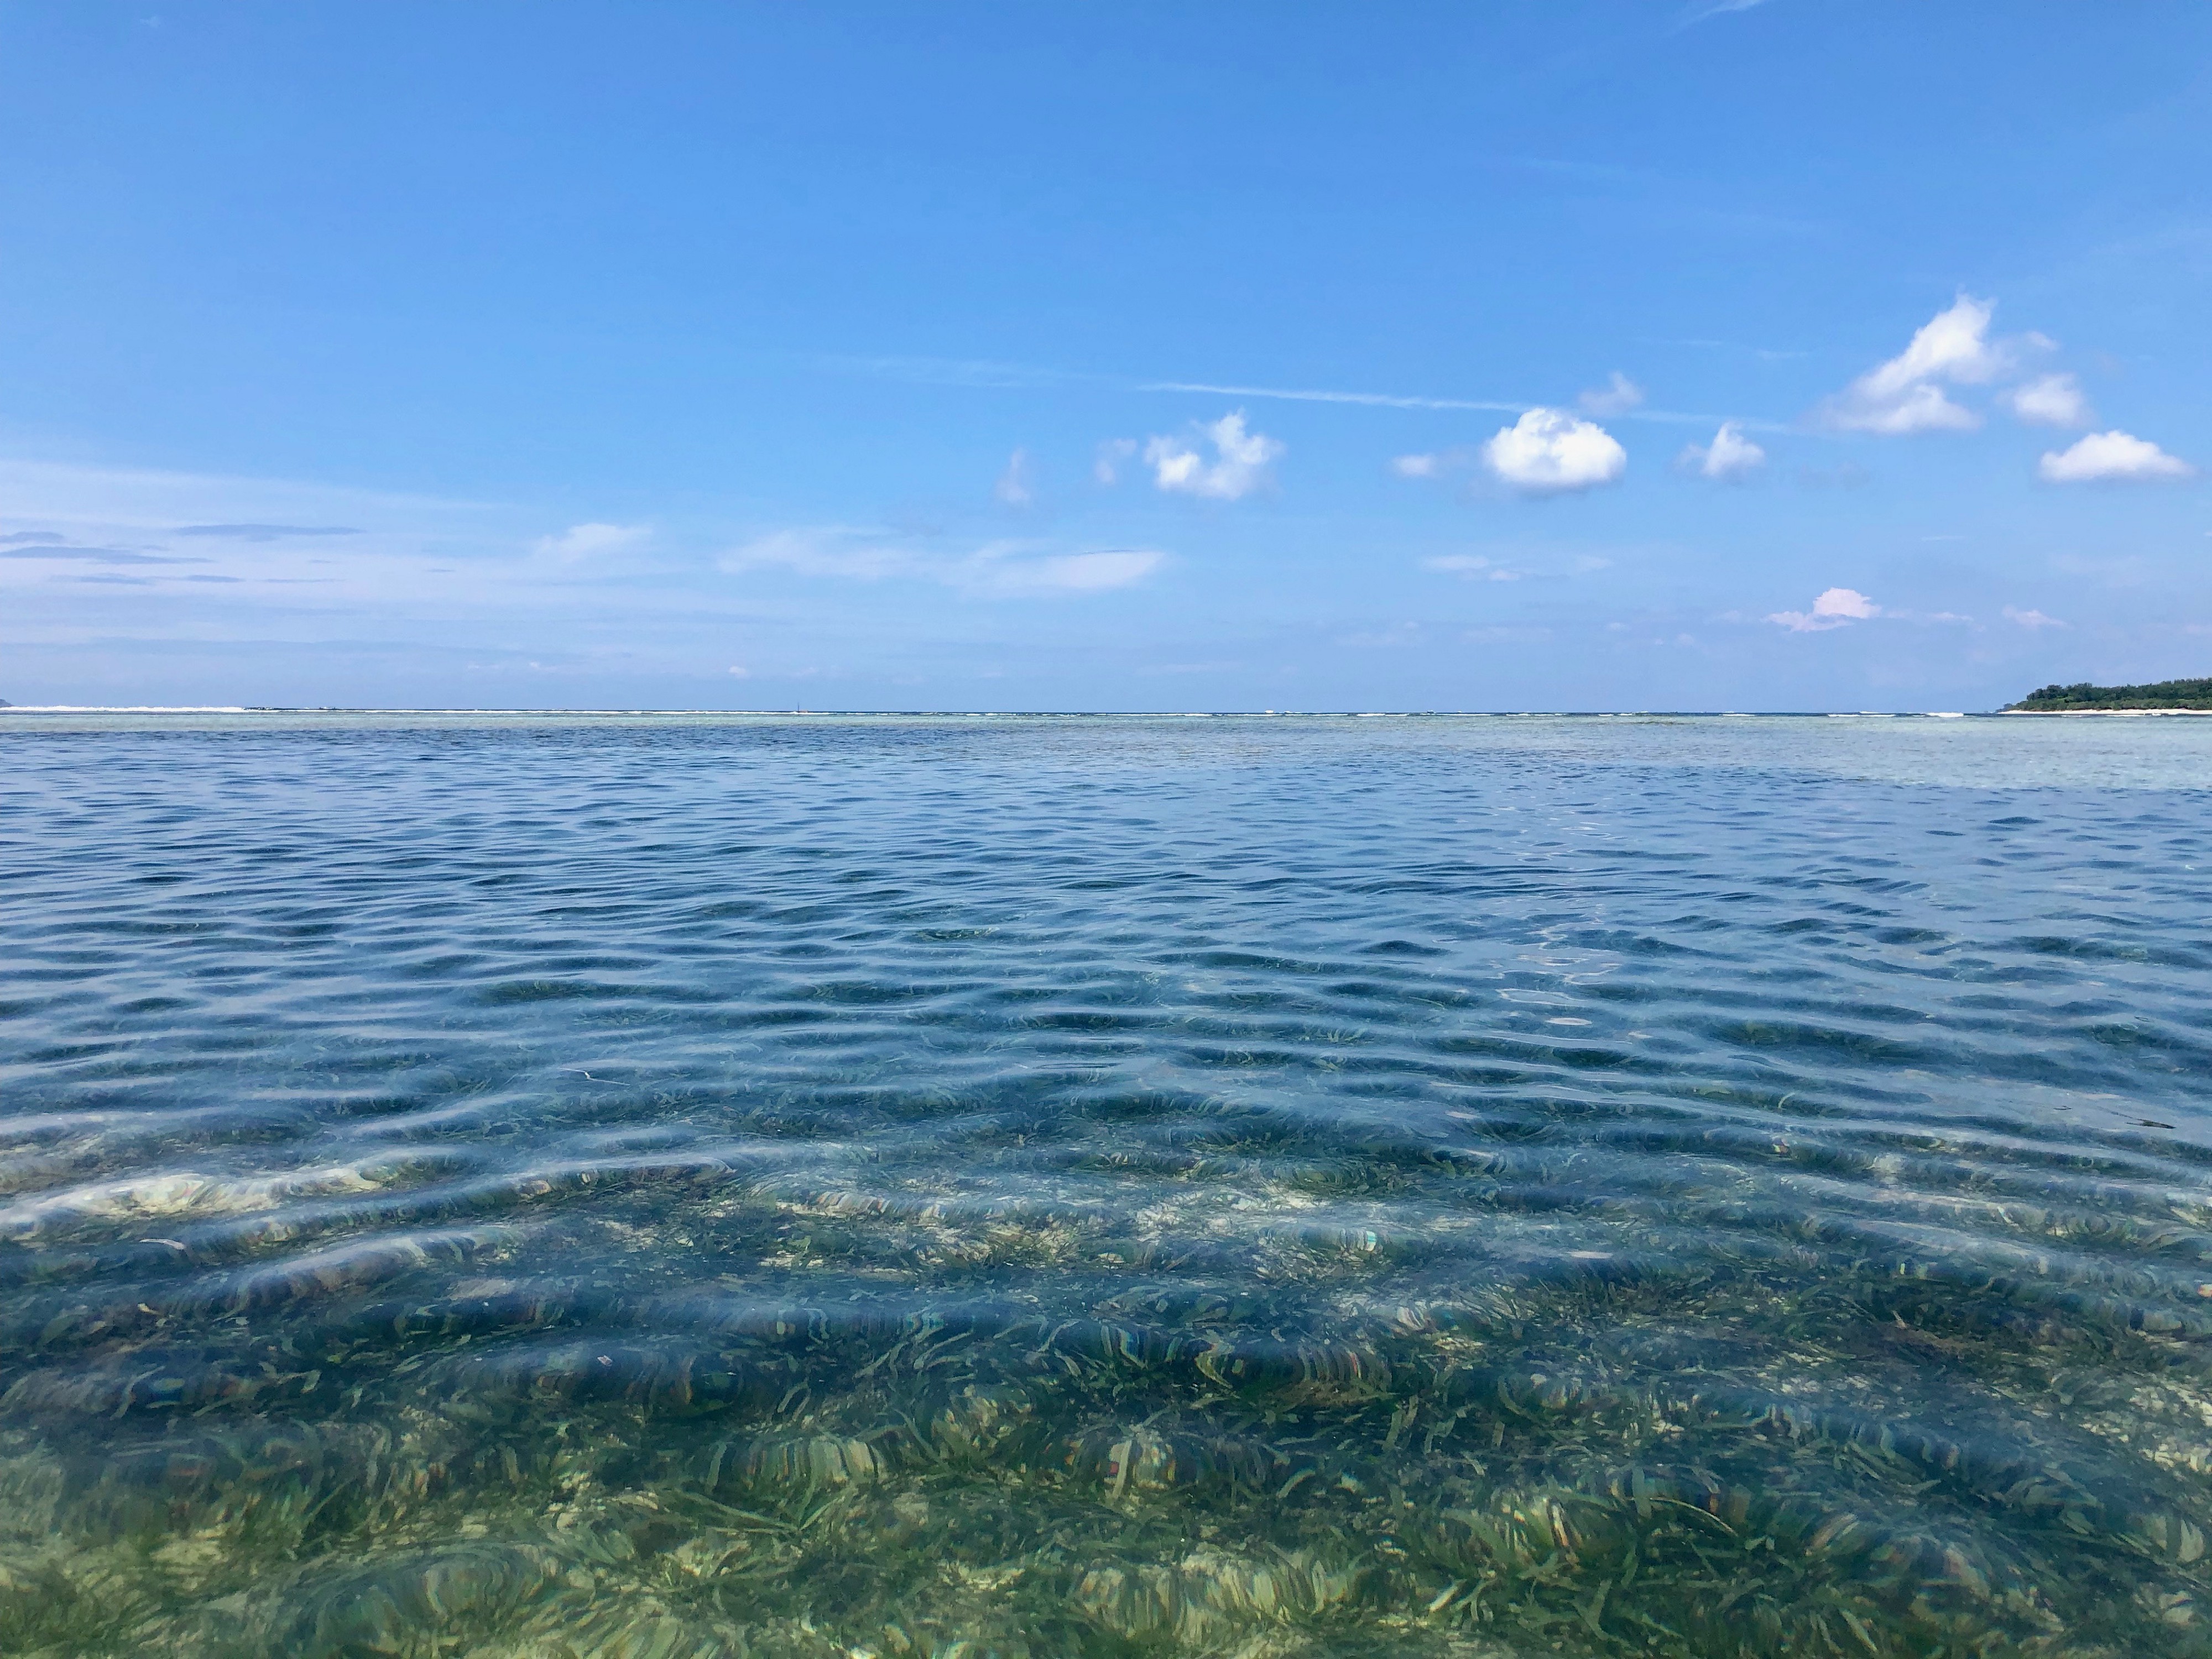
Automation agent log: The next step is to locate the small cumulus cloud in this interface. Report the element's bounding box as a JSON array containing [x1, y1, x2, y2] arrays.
[[727, 665, 752, 678], [1678, 421, 1766, 481], [995, 448, 1036, 505], [1144, 412, 1284, 500], [1821, 295, 2013, 435], [1094, 439, 1138, 485], [2005, 373, 2091, 428], [535, 521, 650, 562], [2002, 606, 2066, 630], [1391, 453, 1441, 478], [1578, 372, 1645, 417], [1482, 408, 1626, 494], [1768, 587, 1880, 633], [2037, 430, 2195, 484]]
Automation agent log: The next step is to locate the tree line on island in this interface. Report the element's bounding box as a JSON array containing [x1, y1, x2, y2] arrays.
[[2006, 677, 2212, 711]]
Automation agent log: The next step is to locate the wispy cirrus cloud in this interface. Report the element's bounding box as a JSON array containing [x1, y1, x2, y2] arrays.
[[1678, 0, 1776, 25], [964, 549, 1161, 596], [1093, 439, 1138, 485], [0, 541, 206, 566], [721, 528, 1162, 596], [1423, 554, 1521, 582], [174, 523, 361, 541], [534, 522, 650, 562]]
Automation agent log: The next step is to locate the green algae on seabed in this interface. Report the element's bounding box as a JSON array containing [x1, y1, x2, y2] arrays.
[[8, 1185, 2212, 1658]]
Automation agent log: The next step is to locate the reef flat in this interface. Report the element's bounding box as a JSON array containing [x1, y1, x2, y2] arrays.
[[3, 711, 2211, 1657]]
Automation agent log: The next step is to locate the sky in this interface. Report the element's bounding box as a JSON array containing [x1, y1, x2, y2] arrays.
[[1, 2, 2208, 712]]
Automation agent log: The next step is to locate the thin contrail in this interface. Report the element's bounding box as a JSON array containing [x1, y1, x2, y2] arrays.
[[831, 354, 1791, 433], [1142, 379, 1786, 432], [1136, 379, 1525, 415]]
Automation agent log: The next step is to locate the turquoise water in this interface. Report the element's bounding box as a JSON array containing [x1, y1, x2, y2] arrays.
[[3, 712, 2211, 1658]]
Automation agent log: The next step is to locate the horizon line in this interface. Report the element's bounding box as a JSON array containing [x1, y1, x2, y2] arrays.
[[0, 705, 2035, 718]]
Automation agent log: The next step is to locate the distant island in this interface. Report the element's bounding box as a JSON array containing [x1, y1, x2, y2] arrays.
[[2006, 677, 2212, 712]]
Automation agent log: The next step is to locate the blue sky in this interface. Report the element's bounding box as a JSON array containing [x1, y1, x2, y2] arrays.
[[1, 2, 2208, 711]]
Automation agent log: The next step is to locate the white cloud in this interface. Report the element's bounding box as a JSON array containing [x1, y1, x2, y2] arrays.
[[1481, 408, 1627, 494], [1768, 587, 1880, 633], [2005, 373, 2090, 427], [723, 527, 917, 582], [1578, 372, 1645, 417], [2037, 430, 2196, 484], [727, 664, 752, 677], [535, 521, 649, 562], [1863, 296, 2010, 389], [1144, 412, 1284, 500], [1679, 420, 1766, 481], [963, 549, 1163, 597], [1423, 554, 1520, 581], [722, 528, 1163, 596], [1094, 439, 1138, 485], [1841, 383, 1980, 435], [2002, 606, 2065, 629], [1392, 447, 1485, 482], [1823, 295, 2011, 434], [1340, 621, 1425, 649], [994, 448, 1036, 505]]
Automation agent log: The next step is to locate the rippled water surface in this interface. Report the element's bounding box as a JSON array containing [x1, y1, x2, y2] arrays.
[[5, 712, 2212, 1658]]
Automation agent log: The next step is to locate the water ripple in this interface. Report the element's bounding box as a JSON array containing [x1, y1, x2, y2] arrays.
[[3, 713, 2212, 1655]]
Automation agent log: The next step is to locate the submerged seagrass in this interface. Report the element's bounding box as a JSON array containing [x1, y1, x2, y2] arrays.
[[3, 711, 2212, 1657]]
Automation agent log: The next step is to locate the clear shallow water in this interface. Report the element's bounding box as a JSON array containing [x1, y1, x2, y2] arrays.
[[3, 713, 2211, 1658]]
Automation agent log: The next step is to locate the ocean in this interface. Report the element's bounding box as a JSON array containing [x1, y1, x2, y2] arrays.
[[3, 711, 2210, 1657]]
